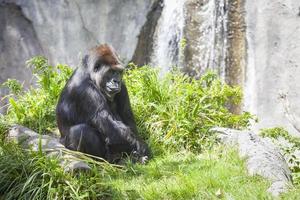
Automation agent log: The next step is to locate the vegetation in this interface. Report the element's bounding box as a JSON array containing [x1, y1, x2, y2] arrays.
[[260, 127, 300, 185], [0, 57, 72, 134], [125, 63, 252, 153], [0, 57, 272, 199]]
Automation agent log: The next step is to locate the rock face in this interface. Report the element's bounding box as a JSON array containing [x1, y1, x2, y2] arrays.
[[211, 127, 292, 196], [0, 0, 154, 66], [131, 0, 163, 66], [183, 0, 228, 77], [0, 3, 42, 113], [0, 0, 155, 113], [244, 0, 300, 136], [1, 0, 300, 136]]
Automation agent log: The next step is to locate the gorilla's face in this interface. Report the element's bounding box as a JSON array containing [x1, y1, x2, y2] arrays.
[[102, 69, 123, 99], [89, 62, 123, 101], [85, 44, 124, 101]]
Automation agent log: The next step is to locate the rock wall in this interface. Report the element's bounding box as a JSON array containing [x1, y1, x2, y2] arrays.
[[0, 2, 42, 113], [183, 0, 228, 77], [1, 0, 154, 66], [244, 0, 300, 136], [131, 0, 163, 66], [212, 127, 292, 196], [1, 0, 300, 136], [0, 0, 155, 112]]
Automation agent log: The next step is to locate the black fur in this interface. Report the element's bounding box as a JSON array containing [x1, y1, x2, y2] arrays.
[[56, 46, 150, 163]]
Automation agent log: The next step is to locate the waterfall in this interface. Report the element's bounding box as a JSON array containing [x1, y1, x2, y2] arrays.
[[150, 0, 229, 78], [150, 0, 185, 73], [196, 0, 229, 78]]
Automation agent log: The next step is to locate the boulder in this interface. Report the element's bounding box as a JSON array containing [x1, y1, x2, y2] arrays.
[[7, 124, 91, 172], [211, 127, 292, 196]]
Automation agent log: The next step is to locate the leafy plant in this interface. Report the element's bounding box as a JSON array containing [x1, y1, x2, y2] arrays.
[[0, 140, 272, 200], [1, 79, 23, 95], [0, 57, 262, 199], [1, 56, 73, 134], [260, 127, 300, 185], [1, 58, 252, 152], [260, 127, 290, 139], [125, 64, 252, 152]]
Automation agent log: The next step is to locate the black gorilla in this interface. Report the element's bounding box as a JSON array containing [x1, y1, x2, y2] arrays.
[[56, 44, 150, 163]]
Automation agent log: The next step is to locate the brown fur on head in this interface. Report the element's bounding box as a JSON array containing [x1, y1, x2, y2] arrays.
[[84, 44, 124, 100], [90, 44, 124, 71]]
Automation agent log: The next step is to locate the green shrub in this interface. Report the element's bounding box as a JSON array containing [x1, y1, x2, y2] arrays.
[[125, 64, 252, 152], [0, 57, 265, 199], [0, 140, 119, 200], [1, 58, 252, 152], [1, 56, 73, 134], [260, 127, 290, 139], [0, 140, 271, 200]]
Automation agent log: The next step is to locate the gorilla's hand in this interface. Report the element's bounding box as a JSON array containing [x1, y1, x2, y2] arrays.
[[132, 151, 149, 164], [139, 156, 149, 164], [135, 140, 151, 158]]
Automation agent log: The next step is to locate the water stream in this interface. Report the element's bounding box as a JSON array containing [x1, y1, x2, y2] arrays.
[[151, 0, 229, 79], [150, 0, 185, 73]]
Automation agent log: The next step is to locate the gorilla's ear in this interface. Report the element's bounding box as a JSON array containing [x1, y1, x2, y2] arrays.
[[82, 55, 89, 68]]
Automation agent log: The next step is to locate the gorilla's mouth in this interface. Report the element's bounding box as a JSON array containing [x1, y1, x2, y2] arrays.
[[106, 82, 121, 94], [104, 86, 120, 100], [106, 86, 120, 93]]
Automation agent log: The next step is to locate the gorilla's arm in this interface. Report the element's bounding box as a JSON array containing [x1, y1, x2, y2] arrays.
[[91, 107, 150, 157], [78, 84, 145, 154], [115, 83, 138, 134], [115, 83, 150, 155], [72, 80, 149, 157], [91, 109, 137, 145]]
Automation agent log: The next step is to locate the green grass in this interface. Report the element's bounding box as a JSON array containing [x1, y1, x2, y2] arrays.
[[0, 141, 272, 199], [125, 64, 252, 153], [108, 146, 271, 200]]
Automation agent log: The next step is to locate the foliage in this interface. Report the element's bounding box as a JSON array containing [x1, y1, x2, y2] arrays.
[[1, 56, 73, 133], [107, 146, 271, 200], [0, 57, 259, 199], [125, 64, 252, 152], [0, 141, 272, 199], [1, 58, 252, 152], [1, 79, 23, 95], [0, 141, 118, 200], [260, 127, 290, 139], [260, 127, 300, 185]]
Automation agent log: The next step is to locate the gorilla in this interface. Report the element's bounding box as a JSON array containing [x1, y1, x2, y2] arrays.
[[56, 44, 150, 163]]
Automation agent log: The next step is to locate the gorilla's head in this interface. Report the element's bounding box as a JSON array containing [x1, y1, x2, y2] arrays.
[[84, 44, 124, 101]]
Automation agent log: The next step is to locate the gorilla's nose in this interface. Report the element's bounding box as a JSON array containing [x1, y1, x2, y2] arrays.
[[113, 78, 120, 84]]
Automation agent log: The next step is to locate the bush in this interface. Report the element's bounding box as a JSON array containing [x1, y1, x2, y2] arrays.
[[125, 64, 252, 152], [0, 57, 262, 199], [1, 58, 252, 152], [1, 56, 72, 134]]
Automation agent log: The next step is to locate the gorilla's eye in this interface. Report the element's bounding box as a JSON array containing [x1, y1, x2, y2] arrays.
[[94, 64, 101, 72]]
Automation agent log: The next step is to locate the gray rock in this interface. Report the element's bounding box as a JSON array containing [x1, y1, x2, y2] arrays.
[[131, 0, 163, 66], [2, 0, 300, 138], [211, 127, 292, 196], [7, 124, 91, 172], [0, 0, 156, 113], [182, 0, 228, 77], [0, 2, 42, 113], [243, 0, 300, 136]]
